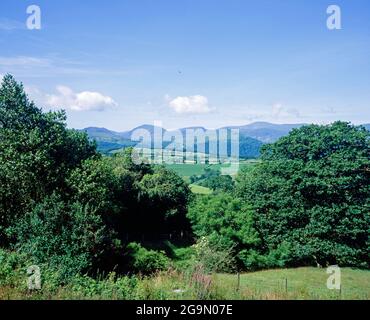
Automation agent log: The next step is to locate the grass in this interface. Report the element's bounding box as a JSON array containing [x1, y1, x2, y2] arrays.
[[189, 184, 212, 195], [165, 163, 221, 181], [165, 159, 259, 183], [214, 267, 370, 300], [1, 267, 368, 300]]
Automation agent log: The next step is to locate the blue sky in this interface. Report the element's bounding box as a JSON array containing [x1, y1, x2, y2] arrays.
[[0, 0, 369, 131]]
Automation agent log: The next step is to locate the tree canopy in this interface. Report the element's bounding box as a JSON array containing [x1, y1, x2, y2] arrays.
[[237, 122, 369, 268]]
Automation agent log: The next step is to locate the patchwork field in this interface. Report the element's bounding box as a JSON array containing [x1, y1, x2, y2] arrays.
[[165, 159, 259, 183]]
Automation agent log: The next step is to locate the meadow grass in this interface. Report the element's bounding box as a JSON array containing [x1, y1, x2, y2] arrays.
[[165, 159, 259, 182], [1, 267, 368, 300], [214, 267, 370, 300], [189, 184, 212, 195]]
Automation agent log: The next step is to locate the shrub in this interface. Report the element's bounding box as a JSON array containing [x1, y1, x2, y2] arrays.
[[11, 194, 118, 282], [125, 242, 169, 274], [187, 193, 260, 270], [0, 249, 26, 286], [192, 237, 236, 273], [69, 273, 139, 299], [238, 242, 293, 270]]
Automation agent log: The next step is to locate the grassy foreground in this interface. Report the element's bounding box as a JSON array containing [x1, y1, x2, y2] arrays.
[[1, 267, 368, 300], [215, 267, 369, 300]]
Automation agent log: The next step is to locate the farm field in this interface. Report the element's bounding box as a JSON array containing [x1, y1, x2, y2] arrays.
[[189, 184, 212, 194], [165, 159, 259, 182]]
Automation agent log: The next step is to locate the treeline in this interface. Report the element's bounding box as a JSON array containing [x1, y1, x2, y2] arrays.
[[0, 75, 369, 286]]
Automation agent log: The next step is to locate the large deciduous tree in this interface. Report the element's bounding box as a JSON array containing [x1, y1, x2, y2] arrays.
[[237, 122, 370, 268]]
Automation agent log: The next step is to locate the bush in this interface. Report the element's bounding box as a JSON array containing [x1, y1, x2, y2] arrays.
[[69, 273, 139, 299], [238, 242, 293, 270], [11, 194, 118, 282], [192, 237, 236, 273], [0, 249, 26, 286], [187, 193, 260, 270], [125, 243, 169, 274]]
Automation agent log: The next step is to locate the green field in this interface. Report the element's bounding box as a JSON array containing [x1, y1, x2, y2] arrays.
[[189, 184, 212, 194], [214, 267, 369, 300], [165, 159, 259, 182]]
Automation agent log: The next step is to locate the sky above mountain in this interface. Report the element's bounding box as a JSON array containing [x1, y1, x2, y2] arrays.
[[1, 0, 369, 131]]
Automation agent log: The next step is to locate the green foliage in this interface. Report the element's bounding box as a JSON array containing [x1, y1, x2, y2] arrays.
[[189, 166, 220, 184], [238, 242, 293, 270], [125, 242, 169, 274], [237, 122, 370, 268], [187, 193, 260, 270], [0, 249, 27, 286], [190, 165, 235, 193], [188, 193, 260, 250], [67, 157, 122, 218], [192, 237, 236, 273], [0, 76, 192, 278], [69, 273, 139, 299], [199, 175, 235, 192], [0, 75, 97, 245], [138, 166, 190, 218], [10, 194, 117, 281]]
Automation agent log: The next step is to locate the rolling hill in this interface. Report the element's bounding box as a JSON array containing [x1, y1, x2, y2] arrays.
[[82, 125, 264, 158], [82, 122, 370, 158]]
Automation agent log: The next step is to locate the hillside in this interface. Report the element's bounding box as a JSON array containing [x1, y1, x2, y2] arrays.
[[83, 123, 266, 158], [222, 122, 305, 143], [83, 122, 370, 159]]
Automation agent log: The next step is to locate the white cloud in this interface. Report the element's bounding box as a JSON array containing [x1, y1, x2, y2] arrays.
[[272, 103, 284, 116], [46, 85, 117, 111], [167, 95, 211, 114], [271, 103, 300, 118], [0, 18, 25, 31], [0, 56, 50, 67]]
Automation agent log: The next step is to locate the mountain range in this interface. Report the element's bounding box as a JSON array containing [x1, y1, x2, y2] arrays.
[[82, 122, 370, 159]]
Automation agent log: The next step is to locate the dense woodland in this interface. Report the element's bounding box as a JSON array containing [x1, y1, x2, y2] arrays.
[[0, 75, 369, 287]]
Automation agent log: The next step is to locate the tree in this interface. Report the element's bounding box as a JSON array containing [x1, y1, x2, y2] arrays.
[[187, 193, 260, 269], [0, 75, 97, 245], [237, 122, 370, 267], [199, 175, 235, 192], [136, 166, 191, 235]]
